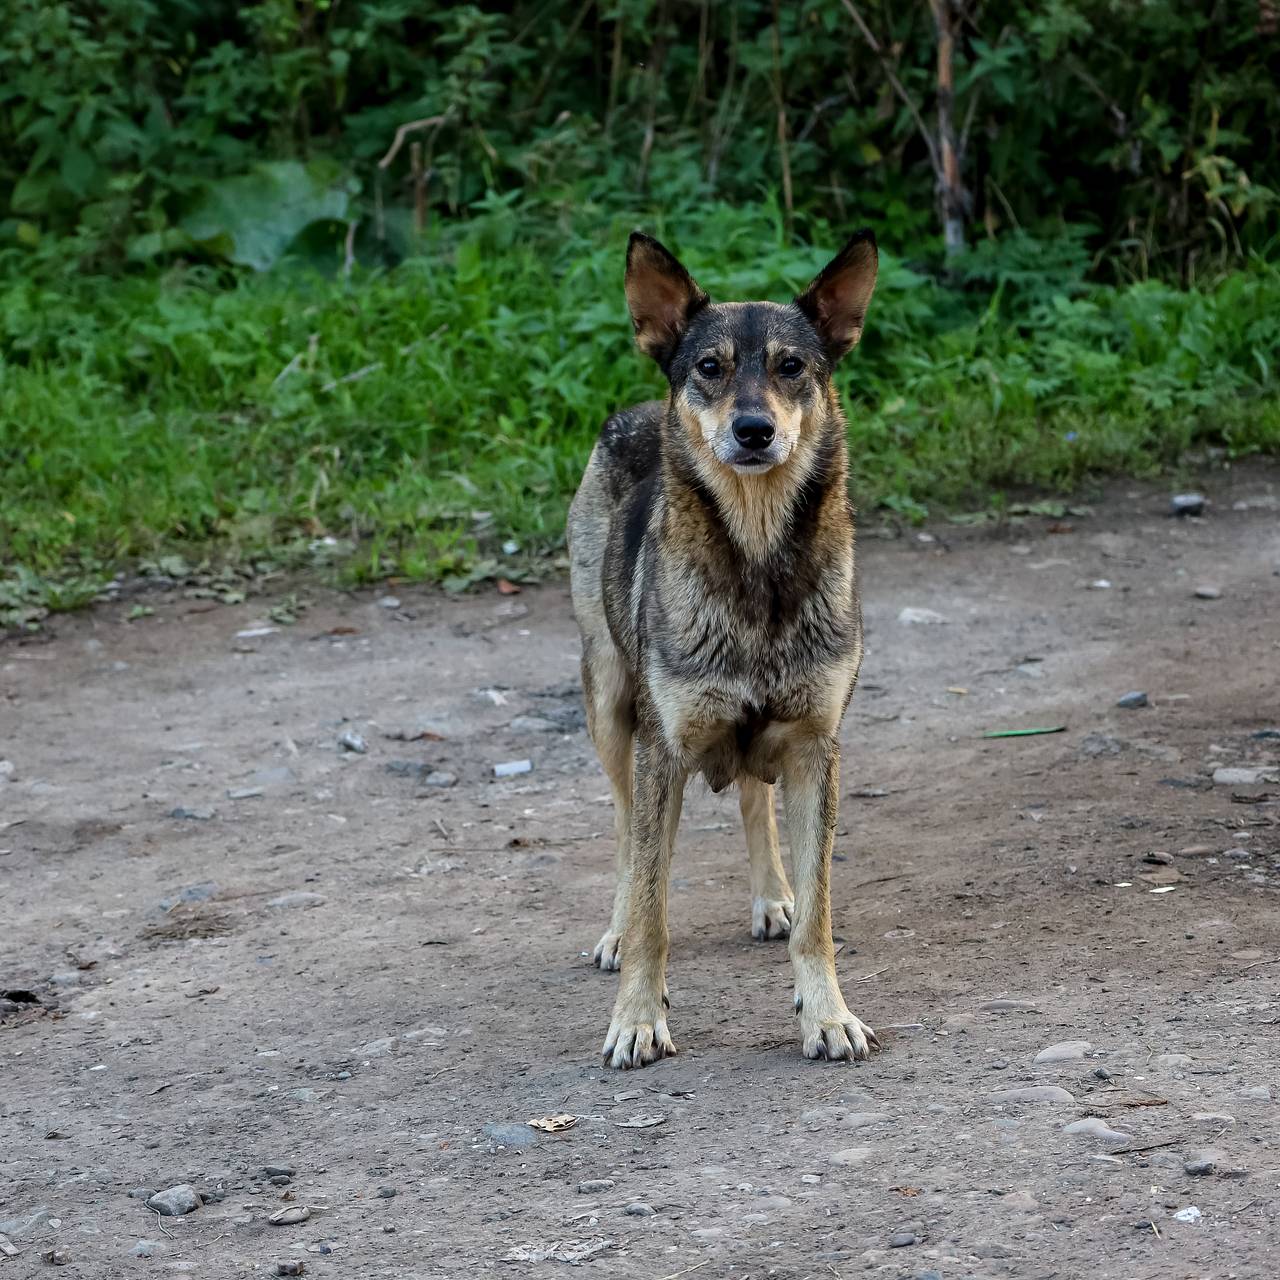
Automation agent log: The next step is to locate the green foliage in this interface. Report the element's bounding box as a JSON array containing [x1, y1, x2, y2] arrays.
[[2, 202, 1277, 611]]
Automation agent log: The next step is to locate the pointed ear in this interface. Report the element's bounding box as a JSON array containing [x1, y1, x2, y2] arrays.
[[795, 229, 878, 361], [624, 232, 709, 369]]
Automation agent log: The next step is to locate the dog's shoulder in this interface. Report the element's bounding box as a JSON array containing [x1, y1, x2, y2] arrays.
[[595, 400, 665, 501]]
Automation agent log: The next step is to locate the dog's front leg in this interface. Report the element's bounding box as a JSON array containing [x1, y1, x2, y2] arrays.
[[602, 732, 684, 1069], [784, 735, 880, 1062]]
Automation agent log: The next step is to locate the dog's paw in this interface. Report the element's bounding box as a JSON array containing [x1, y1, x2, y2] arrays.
[[592, 930, 623, 971], [602, 1014, 676, 1070], [797, 1002, 880, 1062], [751, 895, 794, 941]]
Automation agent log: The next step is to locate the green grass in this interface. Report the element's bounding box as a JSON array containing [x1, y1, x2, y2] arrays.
[[3, 201, 1279, 627]]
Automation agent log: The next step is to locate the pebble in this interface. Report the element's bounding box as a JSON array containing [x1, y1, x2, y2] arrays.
[[1173, 1206, 1202, 1224], [227, 786, 264, 800], [986, 1086, 1074, 1105], [509, 715, 559, 734], [990, 1059, 1009, 1070], [1034, 1040, 1092, 1064], [338, 730, 367, 754], [1116, 691, 1149, 709], [422, 770, 457, 788], [842, 1112, 894, 1130], [1169, 493, 1206, 517], [493, 759, 532, 778], [127, 1188, 155, 1201], [376, 1186, 397, 1199], [132, 1241, 166, 1258], [1094, 1067, 1115, 1081], [889, 1231, 918, 1248], [276, 1263, 305, 1277], [1193, 585, 1221, 599], [266, 892, 326, 910], [1213, 767, 1277, 786], [378, 596, 401, 609], [146, 1185, 202, 1217], [268, 1206, 311, 1226], [624, 1202, 656, 1217], [1184, 1152, 1217, 1177], [799, 1174, 822, 1185], [827, 1147, 874, 1167], [1063, 1117, 1132, 1143], [483, 1121, 538, 1148], [169, 807, 215, 821], [268, 1175, 291, 1187], [1240, 1085, 1272, 1101], [577, 1179, 615, 1194], [897, 607, 947, 626]]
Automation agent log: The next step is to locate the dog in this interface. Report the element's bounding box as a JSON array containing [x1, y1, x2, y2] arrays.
[[567, 229, 880, 1069]]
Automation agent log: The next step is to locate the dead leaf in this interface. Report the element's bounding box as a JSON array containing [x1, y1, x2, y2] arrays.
[[497, 578, 522, 595], [891, 1186, 921, 1197], [527, 1113, 577, 1133]]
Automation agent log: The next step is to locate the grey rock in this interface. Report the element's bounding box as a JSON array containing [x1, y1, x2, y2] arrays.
[[1193, 585, 1221, 600], [338, 730, 368, 754], [422, 770, 457, 788], [377, 1186, 397, 1199], [979, 998, 1040, 1013], [127, 1188, 155, 1201], [378, 595, 401, 609], [266, 891, 326, 910], [1094, 1067, 1115, 1081], [889, 1232, 918, 1248], [289, 1088, 318, 1103], [385, 760, 428, 778], [146, 1185, 202, 1217], [1063, 1117, 1131, 1143], [0, 1207, 52, 1238], [1080, 733, 1123, 757], [1184, 1153, 1217, 1177], [483, 1122, 537, 1148], [268, 1175, 291, 1187], [577, 1179, 615, 1194], [169, 807, 215, 821], [1213, 766, 1278, 786], [990, 1059, 1009, 1070], [1035, 1039, 1092, 1064], [509, 715, 560, 734], [493, 759, 532, 778], [987, 1086, 1075, 1105], [897, 606, 947, 626], [1170, 493, 1206, 517], [227, 786, 264, 800], [1116, 691, 1149, 709], [842, 1112, 894, 1130], [132, 1241, 166, 1258], [827, 1147, 874, 1166], [624, 1202, 656, 1217]]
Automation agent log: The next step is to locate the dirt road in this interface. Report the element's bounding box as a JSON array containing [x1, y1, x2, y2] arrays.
[[3, 471, 1279, 1279]]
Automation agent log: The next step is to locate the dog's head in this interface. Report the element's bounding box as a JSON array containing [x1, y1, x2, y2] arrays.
[[624, 231, 877, 476]]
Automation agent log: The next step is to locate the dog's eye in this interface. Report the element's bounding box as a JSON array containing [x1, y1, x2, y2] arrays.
[[696, 357, 722, 379], [778, 356, 804, 378]]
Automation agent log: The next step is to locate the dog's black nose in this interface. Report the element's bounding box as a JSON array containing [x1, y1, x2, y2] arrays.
[[732, 415, 775, 450]]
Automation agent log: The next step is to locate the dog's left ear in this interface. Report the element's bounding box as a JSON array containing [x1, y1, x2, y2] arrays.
[[625, 232, 709, 370], [796, 229, 878, 361]]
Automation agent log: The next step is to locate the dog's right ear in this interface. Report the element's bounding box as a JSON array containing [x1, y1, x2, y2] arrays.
[[624, 232, 709, 370]]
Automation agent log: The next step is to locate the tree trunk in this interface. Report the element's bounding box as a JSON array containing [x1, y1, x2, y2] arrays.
[[929, 0, 966, 256]]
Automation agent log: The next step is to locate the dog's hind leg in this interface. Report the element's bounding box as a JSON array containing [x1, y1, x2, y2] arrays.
[[740, 779, 794, 941], [603, 729, 685, 1069], [583, 643, 635, 972], [783, 734, 879, 1062]]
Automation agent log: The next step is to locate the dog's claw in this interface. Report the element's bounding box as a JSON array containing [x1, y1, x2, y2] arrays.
[[602, 1014, 676, 1069], [800, 1012, 879, 1063], [751, 895, 794, 941], [592, 931, 623, 972]]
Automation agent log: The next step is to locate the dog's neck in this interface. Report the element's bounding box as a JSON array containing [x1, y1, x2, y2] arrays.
[[662, 397, 851, 565]]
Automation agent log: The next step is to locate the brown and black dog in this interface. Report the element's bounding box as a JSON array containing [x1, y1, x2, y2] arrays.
[[567, 230, 880, 1069]]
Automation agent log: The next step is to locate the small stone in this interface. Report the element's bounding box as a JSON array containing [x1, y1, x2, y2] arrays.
[[378, 596, 401, 609], [1116, 691, 1148, 709], [986, 1086, 1075, 1105], [266, 891, 326, 910], [509, 715, 559, 734], [1169, 493, 1205, 517], [383, 1224, 396, 1233], [827, 1147, 874, 1167], [1034, 1040, 1092, 1064], [1213, 767, 1278, 786], [276, 1263, 305, 1277], [577, 1179, 615, 1194], [1002, 1190, 1038, 1212], [227, 786, 264, 800], [483, 1121, 537, 1148], [169, 807, 215, 821], [338, 730, 367, 754], [1063, 1117, 1131, 1143], [132, 1241, 166, 1258], [146, 1185, 202, 1217], [897, 607, 947, 626], [493, 759, 532, 778], [267, 1206, 310, 1226], [1080, 733, 1123, 757], [376, 1186, 396, 1199], [1094, 1067, 1115, 1081], [41, 1249, 71, 1266], [127, 1188, 155, 1201], [1192, 1112, 1234, 1126], [842, 1112, 894, 1130], [1156, 1053, 1193, 1069], [1173, 1206, 1202, 1224], [1240, 1084, 1272, 1102], [800, 1174, 822, 1185], [422, 770, 457, 788], [1193, 585, 1221, 600], [268, 1175, 291, 1187], [889, 1232, 918, 1248], [1184, 1153, 1217, 1177], [990, 1059, 1009, 1070], [625, 1202, 656, 1217]]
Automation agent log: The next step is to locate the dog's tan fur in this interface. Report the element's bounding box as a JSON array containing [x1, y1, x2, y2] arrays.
[[567, 230, 880, 1067]]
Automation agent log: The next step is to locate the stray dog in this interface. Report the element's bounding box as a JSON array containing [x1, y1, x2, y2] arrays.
[[567, 230, 880, 1068]]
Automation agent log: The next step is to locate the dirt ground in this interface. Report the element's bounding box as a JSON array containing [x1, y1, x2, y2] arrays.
[[3, 468, 1279, 1280]]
